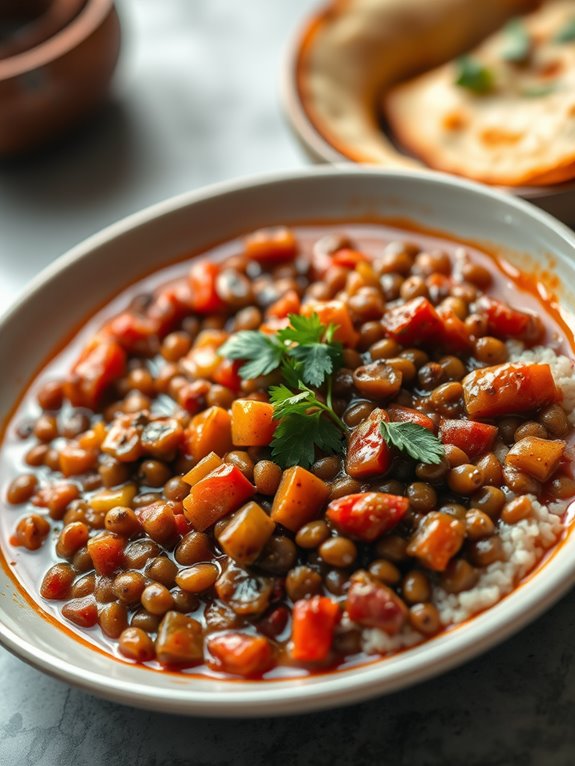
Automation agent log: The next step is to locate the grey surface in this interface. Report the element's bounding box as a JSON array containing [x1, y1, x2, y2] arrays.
[[0, 2, 574, 764]]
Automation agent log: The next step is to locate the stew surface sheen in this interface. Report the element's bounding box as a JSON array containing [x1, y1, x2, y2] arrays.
[[1, 221, 574, 681]]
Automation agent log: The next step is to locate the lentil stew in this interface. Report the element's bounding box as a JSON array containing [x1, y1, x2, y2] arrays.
[[2, 221, 574, 680]]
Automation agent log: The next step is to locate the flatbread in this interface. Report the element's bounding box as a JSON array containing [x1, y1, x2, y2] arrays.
[[297, 0, 540, 166], [384, 0, 575, 186]]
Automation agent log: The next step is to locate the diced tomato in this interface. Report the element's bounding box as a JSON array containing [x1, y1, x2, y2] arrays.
[[382, 297, 445, 346], [437, 307, 472, 353], [87, 532, 125, 575], [244, 227, 297, 263], [62, 596, 98, 628], [105, 312, 158, 352], [147, 282, 192, 335], [64, 337, 126, 409], [439, 418, 497, 458], [407, 512, 465, 571], [326, 492, 409, 542], [462, 363, 559, 419], [212, 358, 242, 391], [302, 300, 359, 348], [331, 248, 370, 269], [346, 579, 408, 634], [345, 408, 391, 480], [208, 633, 274, 677], [290, 596, 341, 663], [266, 289, 301, 319], [388, 404, 435, 432], [174, 513, 192, 536], [189, 261, 224, 313], [183, 463, 255, 531], [476, 296, 543, 342]]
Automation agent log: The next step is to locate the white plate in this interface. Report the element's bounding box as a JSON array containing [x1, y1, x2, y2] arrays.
[[1, 168, 575, 716]]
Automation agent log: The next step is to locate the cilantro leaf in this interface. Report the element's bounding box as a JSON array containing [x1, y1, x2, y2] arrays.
[[455, 57, 495, 94], [380, 421, 445, 465], [271, 413, 320, 468], [280, 359, 304, 389], [277, 313, 324, 345], [289, 342, 343, 388], [271, 411, 344, 469], [269, 385, 312, 418], [502, 19, 531, 63], [554, 18, 575, 43], [218, 331, 283, 380]]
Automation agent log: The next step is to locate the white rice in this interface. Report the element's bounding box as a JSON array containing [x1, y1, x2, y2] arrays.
[[362, 345, 575, 655]]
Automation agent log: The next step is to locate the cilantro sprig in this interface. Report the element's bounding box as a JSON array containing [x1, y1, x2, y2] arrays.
[[502, 19, 531, 64], [380, 421, 445, 465], [269, 384, 345, 468], [218, 313, 342, 389], [219, 314, 346, 468], [455, 56, 495, 94]]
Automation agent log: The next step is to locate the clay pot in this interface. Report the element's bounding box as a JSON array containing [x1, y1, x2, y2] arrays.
[[0, 0, 121, 155]]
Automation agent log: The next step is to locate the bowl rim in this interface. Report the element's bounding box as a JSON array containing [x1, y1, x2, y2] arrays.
[[279, 4, 575, 202], [0, 0, 116, 80], [3, 165, 575, 717]]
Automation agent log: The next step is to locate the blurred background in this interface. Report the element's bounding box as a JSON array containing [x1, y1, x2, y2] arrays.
[[0, 0, 315, 310]]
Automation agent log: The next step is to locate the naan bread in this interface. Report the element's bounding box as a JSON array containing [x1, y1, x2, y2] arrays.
[[385, 0, 575, 186], [297, 0, 540, 166]]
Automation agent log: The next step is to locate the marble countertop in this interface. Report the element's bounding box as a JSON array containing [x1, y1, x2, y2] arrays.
[[1, 2, 575, 764]]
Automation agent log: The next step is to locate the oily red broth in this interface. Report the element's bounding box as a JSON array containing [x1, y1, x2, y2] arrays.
[[1, 221, 574, 680]]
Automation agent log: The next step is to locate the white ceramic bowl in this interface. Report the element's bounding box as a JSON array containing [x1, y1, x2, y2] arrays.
[[1, 168, 575, 716]]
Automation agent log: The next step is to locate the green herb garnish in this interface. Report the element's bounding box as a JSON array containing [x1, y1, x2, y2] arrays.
[[554, 18, 575, 43], [219, 313, 342, 388], [269, 384, 346, 468], [455, 56, 495, 94], [220, 314, 346, 468], [379, 421, 445, 465], [502, 19, 531, 63]]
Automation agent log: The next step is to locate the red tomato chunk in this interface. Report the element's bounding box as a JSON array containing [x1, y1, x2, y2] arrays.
[[208, 632, 274, 676], [327, 493, 409, 542], [291, 596, 341, 663]]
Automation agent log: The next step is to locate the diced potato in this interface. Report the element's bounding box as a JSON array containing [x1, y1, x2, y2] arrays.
[[186, 406, 233, 461], [89, 483, 137, 512], [155, 611, 203, 666], [271, 466, 330, 532], [231, 400, 277, 447], [182, 452, 223, 486], [463, 363, 558, 419], [505, 436, 566, 482], [217, 502, 275, 565]]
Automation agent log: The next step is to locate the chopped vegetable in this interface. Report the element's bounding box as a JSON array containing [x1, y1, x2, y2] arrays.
[[217, 501, 275, 565], [189, 262, 223, 314], [346, 408, 392, 479], [407, 513, 465, 571], [462, 363, 559, 419], [290, 596, 341, 662], [301, 300, 359, 348], [382, 297, 444, 346], [439, 419, 497, 458], [182, 452, 223, 486], [346, 577, 407, 634], [87, 532, 125, 576], [231, 400, 277, 446], [505, 436, 566, 482], [65, 337, 126, 409], [326, 492, 409, 542], [186, 406, 233, 461], [183, 463, 255, 532], [208, 632, 274, 676], [388, 404, 435, 432], [475, 296, 542, 342], [244, 227, 297, 263], [271, 466, 330, 532], [155, 611, 203, 666]]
